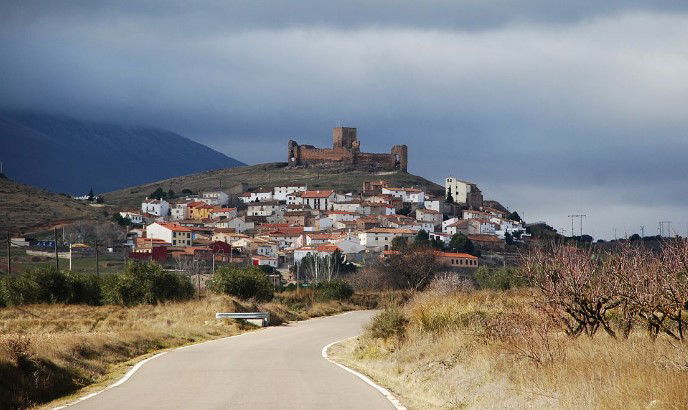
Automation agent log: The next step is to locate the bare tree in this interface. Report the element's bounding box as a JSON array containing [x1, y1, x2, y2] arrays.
[[377, 247, 443, 291]]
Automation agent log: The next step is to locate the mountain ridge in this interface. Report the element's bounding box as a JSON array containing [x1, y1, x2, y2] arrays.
[[0, 111, 245, 194]]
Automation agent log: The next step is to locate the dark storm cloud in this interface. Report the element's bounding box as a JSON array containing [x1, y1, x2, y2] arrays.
[[0, 2, 687, 238], [3, 1, 687, 32]]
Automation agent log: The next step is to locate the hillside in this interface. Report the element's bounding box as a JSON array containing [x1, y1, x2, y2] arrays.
[[104, 162, 445, 208], [0, 175, 103, 234], [0, 111, 245, 194]]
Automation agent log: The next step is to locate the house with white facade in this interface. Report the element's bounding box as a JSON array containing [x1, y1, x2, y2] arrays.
[[445, 177, 483, 207], [273, 185, 307, 201], [214, 216, 255, 233], [416, 208, 443, 229], [247, 201, 285, 217], [381, 187, 425, 204], [302, 190, 336, 210], [170, 203, 189, 220], [119, 211, 144, 225], [293, 244, 342, 264], [330, 201, 362, 213], [358, 228, 415, 250], [238, 189, 273, 203], [145, 222, 192, 246], [211, 208, 238, 220], [200, 191, 229, 206], [141, 198, 170, 217]]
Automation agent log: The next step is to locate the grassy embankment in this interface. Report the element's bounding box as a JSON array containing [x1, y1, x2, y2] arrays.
[[330, 288, 688, 409], [0, 290, 379, 409]]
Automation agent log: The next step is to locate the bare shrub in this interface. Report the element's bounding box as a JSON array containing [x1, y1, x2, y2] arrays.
[[484, 311, 566, 367], [523, 240, 688, 341], [0, 334, 33, 364], [427, 274, 475, 295], [523, 245, 622, 338]]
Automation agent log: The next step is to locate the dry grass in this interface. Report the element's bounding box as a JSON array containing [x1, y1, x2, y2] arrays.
[[0, 292, 361, 409], [330, 288, 688, 409]]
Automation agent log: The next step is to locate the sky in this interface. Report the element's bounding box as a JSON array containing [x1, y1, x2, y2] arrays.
[[1, 1, 687, 239]]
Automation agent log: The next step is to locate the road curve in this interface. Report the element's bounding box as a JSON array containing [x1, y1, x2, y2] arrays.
[[67, 310, 394, 410]]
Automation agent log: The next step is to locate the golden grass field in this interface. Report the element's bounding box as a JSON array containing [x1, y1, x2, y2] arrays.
[[329, 288, 688, 409], [0, 291, 362, 409]]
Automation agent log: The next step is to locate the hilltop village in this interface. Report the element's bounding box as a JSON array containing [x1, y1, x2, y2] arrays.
[[118, 127, 526, 281]]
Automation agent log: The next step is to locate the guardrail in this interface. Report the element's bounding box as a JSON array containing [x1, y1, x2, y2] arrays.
[[216, 312, 270, 327]]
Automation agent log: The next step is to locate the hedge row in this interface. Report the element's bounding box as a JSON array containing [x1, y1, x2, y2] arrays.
[[0, 262, 194, 307]]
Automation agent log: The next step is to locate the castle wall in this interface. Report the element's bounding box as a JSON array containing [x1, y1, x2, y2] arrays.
[[288, 129, 408, 172], [299, 147, 355, 164]]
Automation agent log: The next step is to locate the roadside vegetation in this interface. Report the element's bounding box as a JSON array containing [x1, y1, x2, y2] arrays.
[[0, 260, 370, 409], [331, 239, 688, 409]]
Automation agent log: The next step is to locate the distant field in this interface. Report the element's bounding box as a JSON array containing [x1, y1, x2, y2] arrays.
[[104, 162, 445, 208]]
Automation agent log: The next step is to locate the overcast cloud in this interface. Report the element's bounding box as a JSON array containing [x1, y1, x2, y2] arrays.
[[1, 1, 686, 239]]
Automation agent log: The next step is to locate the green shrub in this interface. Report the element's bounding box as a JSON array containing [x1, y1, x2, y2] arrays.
[[474, 266, 525, 290], [64, 271, 102, 305], [208, 266, 273, 302], [366, 308, 408, 340], [0, 267, 103, 306], [102, 261, 194, 306], [313, 279, 354, 301]]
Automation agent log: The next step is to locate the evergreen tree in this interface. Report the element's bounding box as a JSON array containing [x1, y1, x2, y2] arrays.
[[87, 188, 95, 201]]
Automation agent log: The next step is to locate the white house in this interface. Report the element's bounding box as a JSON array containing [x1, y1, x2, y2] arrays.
[[302, 190, 336, 210], [286, 192, 304, 205], [381, 187, 425, 204], [358, 228, 415, 250], [330, 201, 361, 213], [215, 217, 254, 233], [145, 222, 192, 246], [200, 191, 229, 206], [423, 199, 441, 213], [211, 207, 238, 220], [293, 244, 342, 264], [119, 211, 143, 225], [141, 198, 170, 217], [442, 217, 460, 231], [247, 201, 285, 217], [445, 177, 483, 207], [273, 185, 307, 201], [238, 189, 273, 203], [251, 255, 278, 268], [170, 203, 189, 220], [416, 208, 443, 228]]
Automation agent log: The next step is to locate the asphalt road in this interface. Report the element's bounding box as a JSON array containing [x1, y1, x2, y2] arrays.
[[68, 310, 394, 410]]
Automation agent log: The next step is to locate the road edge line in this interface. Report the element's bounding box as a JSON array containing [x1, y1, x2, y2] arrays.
[[322, 337, 407, 410], [52, 329, 262, 409]]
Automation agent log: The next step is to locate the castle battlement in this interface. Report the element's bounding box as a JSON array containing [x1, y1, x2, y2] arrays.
[[287, 127, 408, 172]]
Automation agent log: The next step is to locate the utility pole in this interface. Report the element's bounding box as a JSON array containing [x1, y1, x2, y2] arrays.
[[6, 232, 11, 274], [95, 239, 99, 275], [568, 214, 586, 238], [659, 221, 671, 238], [54, 227, 59, 271]]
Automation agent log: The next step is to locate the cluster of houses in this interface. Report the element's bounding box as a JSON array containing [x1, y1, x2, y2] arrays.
[[119, 178, 526, 280]]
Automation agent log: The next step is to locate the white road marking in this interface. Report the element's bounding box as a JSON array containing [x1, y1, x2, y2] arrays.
[[322, 337, 407, 410]]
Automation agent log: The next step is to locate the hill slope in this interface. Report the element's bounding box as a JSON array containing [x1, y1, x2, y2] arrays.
[[105, 162, 445, 208], [0, 111, 245, 194], [0, 175, 102, 234]]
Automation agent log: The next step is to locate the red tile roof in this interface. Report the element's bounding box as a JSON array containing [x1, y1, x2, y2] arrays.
[[302, 190, 335, 198]]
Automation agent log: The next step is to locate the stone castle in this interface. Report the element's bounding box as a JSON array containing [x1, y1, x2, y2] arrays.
[[287, 127, 408, 172]]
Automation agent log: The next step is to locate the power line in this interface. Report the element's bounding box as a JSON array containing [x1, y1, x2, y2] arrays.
[[658, 221, 671, 238], [568, 214, 586, 237]]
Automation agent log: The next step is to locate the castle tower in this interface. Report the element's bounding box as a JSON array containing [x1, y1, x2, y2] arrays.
[[391, 145, 408, 172], [332, 127, 358, 150]]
